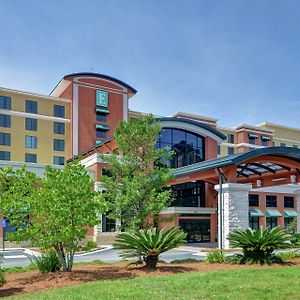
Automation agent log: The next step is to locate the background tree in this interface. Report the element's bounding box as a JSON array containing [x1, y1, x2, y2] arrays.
[[101, 115, 173, 230], [0, 162, 104, 272]]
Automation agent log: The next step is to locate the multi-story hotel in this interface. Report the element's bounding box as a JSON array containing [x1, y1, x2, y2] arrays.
[[1, 72, 300, 248]]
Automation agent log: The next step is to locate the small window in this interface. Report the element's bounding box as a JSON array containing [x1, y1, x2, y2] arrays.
[[284, 217, 295, 228], [266, 195, 277, 207], [53, 156, 65, 165], [217, 145, 221, 155], [102, 214, 115, 232], [0, 96, 11, 109], [25, 153, 37, 163], [0, 151, 10, 160], [293, 145, 298, 148], [54, 105, 65, 118], [0, 114, 11, 127], [284, 196, 294, 208], [0, 132, 10, 146], [25, 118, 37, 131], [249, 194, 259, 206], [96, 113, 107, 122], [25, 100, 38, 114], [25, 136, 37, 148], [280, 143, 286, 147], [96, 130, 107, 138], [227, 134, 234, 143], [227, 147, 234, 155], [53, 139, 65, 151], [54, 122, 65, 135], [261, 139, 268, 147]]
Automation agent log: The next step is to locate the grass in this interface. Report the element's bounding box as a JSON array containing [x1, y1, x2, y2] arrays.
[[6, 266, 300, 299], [2, 263, 37, 273]]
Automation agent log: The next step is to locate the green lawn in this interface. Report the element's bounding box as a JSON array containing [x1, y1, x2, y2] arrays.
[[7, 266, 300, 300]]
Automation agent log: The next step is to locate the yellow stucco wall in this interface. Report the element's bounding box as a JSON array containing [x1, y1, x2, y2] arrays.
[[0, 89, 70, 164]]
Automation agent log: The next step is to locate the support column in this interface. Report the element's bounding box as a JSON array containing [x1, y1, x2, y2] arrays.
[[294, 189, 300, 232], [215, 183, 252, 249]]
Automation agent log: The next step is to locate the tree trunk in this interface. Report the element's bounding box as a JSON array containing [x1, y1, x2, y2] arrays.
[[145, 255, 158, 269]]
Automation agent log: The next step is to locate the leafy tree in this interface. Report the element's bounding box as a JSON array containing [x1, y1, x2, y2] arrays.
[[114, 227, 187, 269], [100, 116, 173, 230], [0, 162, 104, 272], [228, 227, 291, 264]]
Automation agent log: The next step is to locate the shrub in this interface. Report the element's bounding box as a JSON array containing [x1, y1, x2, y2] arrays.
[[276, 250, 300, 261], [30, 250, 62, 273], [170, 258, 199, 264], [86, 240, 97, 251], [228, 227, 291, 265], [114, 227, 187, 269], [0, 254, 4, 287], [205, 250, 225, 263], [290, 233, 300, 245]]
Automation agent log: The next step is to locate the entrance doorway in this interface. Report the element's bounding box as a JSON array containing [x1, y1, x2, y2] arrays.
[[179, 219, 210, 243]]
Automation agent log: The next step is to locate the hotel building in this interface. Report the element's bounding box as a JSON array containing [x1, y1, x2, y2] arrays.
[[0, 72, 300, 248]]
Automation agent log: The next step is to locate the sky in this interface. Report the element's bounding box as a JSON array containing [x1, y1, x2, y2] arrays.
[[0, 0, 300, 128]]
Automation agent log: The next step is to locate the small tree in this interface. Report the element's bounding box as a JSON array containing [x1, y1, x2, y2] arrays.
[[101, 116, 173, 230], [0, 162, 104, 272]]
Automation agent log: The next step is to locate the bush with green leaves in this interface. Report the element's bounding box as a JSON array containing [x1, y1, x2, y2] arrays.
[[205, 250, 226, 263], [228, 227, 291, 265], [114, 227, 187, 269], [0, 254, 4, 287], [86, 240, 97, 251], [30, 250, 62, 274]]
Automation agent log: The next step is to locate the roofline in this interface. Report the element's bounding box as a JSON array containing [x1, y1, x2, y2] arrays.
[[173, 146, 300, 177], [157, 117, 226, 140], [0, 86, 70, 103], [258, 121, 300, 133], [172, 111, 218, 123], [67, 137, 115, 162]]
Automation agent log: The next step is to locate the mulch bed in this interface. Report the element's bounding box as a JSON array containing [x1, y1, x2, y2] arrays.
[[1, 259, 300, 297]]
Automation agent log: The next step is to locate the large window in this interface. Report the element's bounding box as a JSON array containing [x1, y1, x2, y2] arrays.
[[54, 105, 65, 118], [0, 132, 10, 146], [54, 122, 65, 135], [25, 136, 37, 148], [25, 153, 37, 163], [53, 156, 65, 165], [170, 181, 205, 207], [0, 151, 10, 160], [0, 96, 11, 109], [249, 194, 259, 206], [156, 128, 204, 168], [284, 196, 294, 208], [25, 100, 38, 114], [25, 118, 37, 131], [53, 139, 65, 151], [266, 195, 277, 207], [266, 217, 277, 229], [249, 216, 259, 230], [0, 114, 11, 127]]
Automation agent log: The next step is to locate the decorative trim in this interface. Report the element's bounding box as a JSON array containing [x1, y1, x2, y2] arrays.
[[160, 207, 217, 215], [215, 183, 252, 192], [73, 78, 79, 155]]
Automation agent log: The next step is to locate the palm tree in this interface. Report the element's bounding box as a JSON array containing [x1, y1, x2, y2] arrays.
[[114, 227, 187, 269]]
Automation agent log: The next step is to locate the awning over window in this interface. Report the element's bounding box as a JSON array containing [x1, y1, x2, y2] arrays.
[[96, 124, 109, 131], [266, 209, 282, 217], [284, 210, 297, 217], [261, 136, 271, 140], [96, 140, 102, 146], [249, 208, 264, 217], [248, 133, 258, 138], [96, 108, 109, 114]]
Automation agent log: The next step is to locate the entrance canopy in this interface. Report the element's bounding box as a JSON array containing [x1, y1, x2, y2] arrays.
[[171, 147, 300, 188]]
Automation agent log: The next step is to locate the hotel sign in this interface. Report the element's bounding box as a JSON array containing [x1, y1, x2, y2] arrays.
[[96, 90, 108, 107]]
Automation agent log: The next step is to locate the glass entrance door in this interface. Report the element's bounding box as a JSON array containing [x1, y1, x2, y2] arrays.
[[179, 219, 210, 243]]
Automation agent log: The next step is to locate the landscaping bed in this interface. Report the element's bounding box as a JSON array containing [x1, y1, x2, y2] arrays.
[[1, 259, 300, 298]]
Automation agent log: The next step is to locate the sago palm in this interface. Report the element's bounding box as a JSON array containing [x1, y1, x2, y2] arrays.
[[228, 227, 291, 264], [114, 227, 187, 269]]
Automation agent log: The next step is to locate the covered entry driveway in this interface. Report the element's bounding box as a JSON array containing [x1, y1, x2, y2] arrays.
[[171, 147, 300, 249]]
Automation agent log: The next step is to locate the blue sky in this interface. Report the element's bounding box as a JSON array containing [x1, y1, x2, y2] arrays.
[[0, 0, 300, 128]]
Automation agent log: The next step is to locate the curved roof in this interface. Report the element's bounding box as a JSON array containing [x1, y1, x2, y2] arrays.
[[174, 147, 300, 177], [63, 72, 137, 94], [157, 117, 226, 140]]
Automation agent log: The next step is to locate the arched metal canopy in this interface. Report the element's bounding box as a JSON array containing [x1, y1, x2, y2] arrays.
[[173, 147, 300, 178]]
